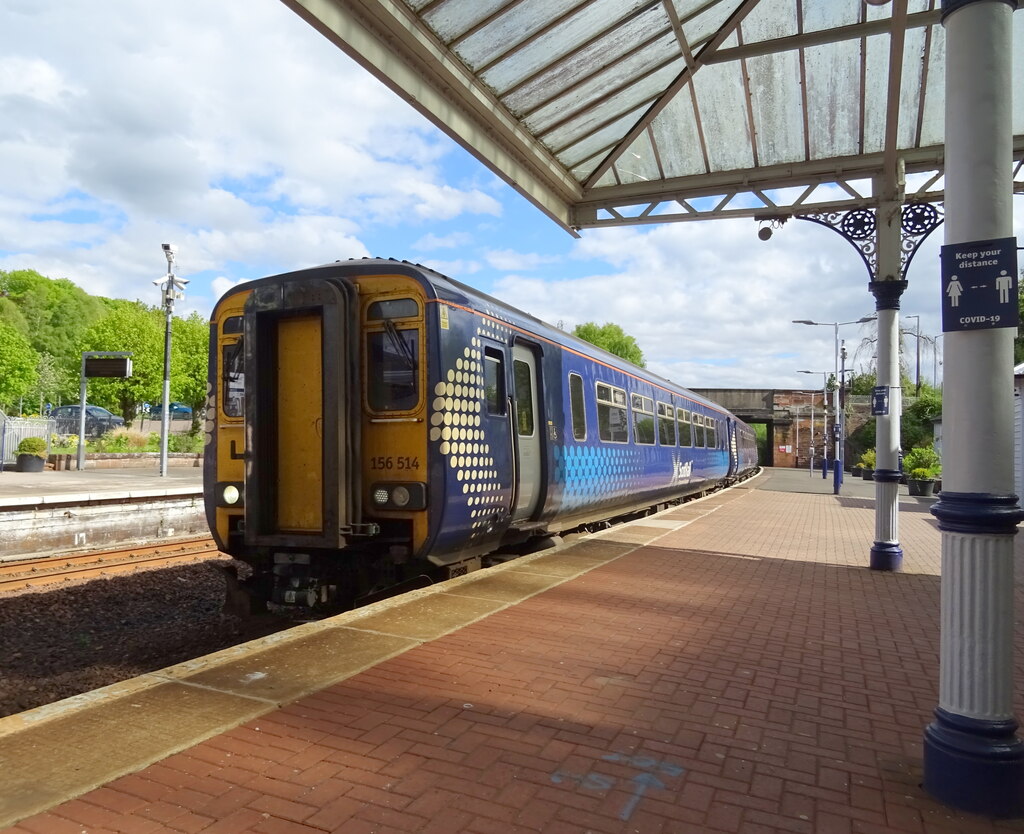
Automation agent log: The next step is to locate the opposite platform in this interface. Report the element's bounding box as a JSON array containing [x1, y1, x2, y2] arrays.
[[3, 469, 1021, 833]]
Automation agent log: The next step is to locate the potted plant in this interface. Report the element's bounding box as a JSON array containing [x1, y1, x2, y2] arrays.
[[859, 449, 876, 480], [15, 436, 47, 472], [903, 445, 941, 496]]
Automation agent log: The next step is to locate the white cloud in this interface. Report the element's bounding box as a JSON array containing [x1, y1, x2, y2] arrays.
[[412, 231, 473, 251], [484, 249, 560, 271]]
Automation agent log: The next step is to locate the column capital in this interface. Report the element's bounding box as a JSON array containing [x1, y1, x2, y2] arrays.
[[942, 0, 1017, 22], [868, 279, 908, 310], [931, 492, 1024, 535]]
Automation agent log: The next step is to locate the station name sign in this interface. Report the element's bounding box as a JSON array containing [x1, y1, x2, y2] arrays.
[[939, 236, 1019, 333]]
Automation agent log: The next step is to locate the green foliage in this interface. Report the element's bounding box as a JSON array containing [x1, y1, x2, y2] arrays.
[[573, 322, 645, 367], [171, 311, 210, 431], [0, 320, 39, 410], [88, 428, 203, 454], [859, 449, 876, 468], [79, 301, 164, 423], [909, 467, 932, 480], [902, 384, 941, 449], [51, 433, 79, 452], [16, 436, 47, 458], [848, 372, 877, 395], [903, 444, 940, 472]]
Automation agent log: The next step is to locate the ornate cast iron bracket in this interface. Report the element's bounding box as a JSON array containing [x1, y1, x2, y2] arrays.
[[794, 203, 944, 281]]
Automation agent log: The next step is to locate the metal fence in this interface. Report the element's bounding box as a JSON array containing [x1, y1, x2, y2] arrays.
[[0, 411, 55, 468]]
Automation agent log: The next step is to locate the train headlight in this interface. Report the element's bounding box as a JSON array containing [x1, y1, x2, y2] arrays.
[[370, 482, 427, 510], [215, 481, 244, 508], [391, 485, 411, 507]]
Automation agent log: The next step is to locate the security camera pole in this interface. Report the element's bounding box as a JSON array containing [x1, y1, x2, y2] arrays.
[[154, 244, 188, 477]]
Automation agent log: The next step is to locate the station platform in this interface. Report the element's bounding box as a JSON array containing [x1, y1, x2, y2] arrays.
[[2, 468, 1022, 833], [0, 466, 202, 509]]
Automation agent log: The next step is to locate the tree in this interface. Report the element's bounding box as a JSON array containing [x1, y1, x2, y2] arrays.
[[573, 322, 646, 367], [30, 352, 63, 414], [171, 311, 211, 432], [78, 302, 164, 424], [0, 321, 39, 412]]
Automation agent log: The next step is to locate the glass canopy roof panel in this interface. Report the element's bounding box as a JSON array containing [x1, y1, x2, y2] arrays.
[[613, 129, 662, 185], [690, 61, 755, 173], [539, 66, 678, 155], [738, 0, 799, 43], [556, 103, 651, 170], [918, 25, 945, 149], [861, 33, 891, 155], [498, 5, 672, 116], [680, 0, 744, 52], [651, 87, 709, 180], [525, 42, 682, 135], [418, 0, 512, 43], [747, 49, 806, 167], [896, 26, 927, 150], [453, 0, 585, 70], [804, 38, 863, 160], [801, 0, 863, 33], [479, 0, 657, 95]]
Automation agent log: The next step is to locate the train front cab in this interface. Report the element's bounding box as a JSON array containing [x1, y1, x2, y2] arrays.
[[208, 269, 431, 610]]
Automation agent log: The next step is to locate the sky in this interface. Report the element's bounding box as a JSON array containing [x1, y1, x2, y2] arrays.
[[1, 0, 1021, 392]]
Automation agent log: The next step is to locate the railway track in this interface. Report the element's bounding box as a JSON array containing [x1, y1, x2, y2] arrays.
[[0, 537, 224, 593]]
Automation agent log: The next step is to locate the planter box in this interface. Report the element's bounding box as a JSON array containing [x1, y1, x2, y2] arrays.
[[15, 454, 45, 472], [908, 478, 936, 497]]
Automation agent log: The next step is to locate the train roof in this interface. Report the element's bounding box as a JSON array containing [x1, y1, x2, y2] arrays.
[[334, 258, 737, 419], [233, 257, 743, 422]]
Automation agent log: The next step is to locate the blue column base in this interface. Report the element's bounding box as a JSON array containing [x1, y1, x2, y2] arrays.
[[924, 708, 1024, 818], [869, 541, 902, 571]]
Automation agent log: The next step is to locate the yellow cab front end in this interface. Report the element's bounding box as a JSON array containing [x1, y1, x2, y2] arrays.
[[206, 265, 429, 611]]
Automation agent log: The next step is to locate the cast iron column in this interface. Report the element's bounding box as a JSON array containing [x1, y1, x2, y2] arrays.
[[923, 0, 1024, 816]]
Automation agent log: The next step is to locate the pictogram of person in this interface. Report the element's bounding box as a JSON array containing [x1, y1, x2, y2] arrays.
[[995, 269, 1013, 304], [947, 274, 963, 307]]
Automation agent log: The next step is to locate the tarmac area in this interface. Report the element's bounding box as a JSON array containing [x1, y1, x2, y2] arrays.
[[3, 467, 1023, 834]]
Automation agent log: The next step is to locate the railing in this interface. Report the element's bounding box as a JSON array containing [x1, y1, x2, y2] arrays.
[[0, 412, 56, 468]]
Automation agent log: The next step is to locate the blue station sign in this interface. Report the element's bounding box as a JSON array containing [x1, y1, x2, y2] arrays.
[[939, 237, 1019, 333], [871, 386, 889, 416]]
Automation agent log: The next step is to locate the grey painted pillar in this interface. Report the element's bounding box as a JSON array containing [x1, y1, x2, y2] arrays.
[[869, 185, 905, 571], [923, 0, 1024, 817]]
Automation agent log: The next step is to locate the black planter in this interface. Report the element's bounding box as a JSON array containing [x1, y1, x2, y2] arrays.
[[862, 468, 874, 481], [908, 478, 935, 497], [16, 454, 45, 472]]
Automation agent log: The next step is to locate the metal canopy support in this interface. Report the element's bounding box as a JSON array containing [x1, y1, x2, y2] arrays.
[[280, 0, 583, 235], [923, 0, 1024, 816]]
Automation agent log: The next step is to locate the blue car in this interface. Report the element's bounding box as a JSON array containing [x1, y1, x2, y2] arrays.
[[151, 402, 193, 420]]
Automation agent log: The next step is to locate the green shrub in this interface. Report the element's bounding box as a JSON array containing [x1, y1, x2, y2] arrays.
[[51, 433, 79, 452], [16, 436, 47, 458], [859, 449, 876, 468], [903, 445, 941, 474], [909, 467, 933, 480]]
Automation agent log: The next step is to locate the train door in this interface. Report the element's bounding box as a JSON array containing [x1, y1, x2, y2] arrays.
[[511, 344, 542, 520], [727, 418, 739, 477]]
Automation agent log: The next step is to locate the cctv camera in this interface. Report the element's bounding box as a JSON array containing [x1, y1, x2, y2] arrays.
[[162, 243, 178, 254], [758, 226, 772, 241]]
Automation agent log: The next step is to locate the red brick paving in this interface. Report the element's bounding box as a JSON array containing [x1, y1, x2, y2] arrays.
[[7, 470, 1024, 833]]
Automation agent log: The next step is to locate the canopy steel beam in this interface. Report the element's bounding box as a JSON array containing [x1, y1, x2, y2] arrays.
[[280, 0, 583, 235]]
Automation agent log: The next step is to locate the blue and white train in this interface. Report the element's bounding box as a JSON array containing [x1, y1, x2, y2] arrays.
[[205, 259, 758, 610]]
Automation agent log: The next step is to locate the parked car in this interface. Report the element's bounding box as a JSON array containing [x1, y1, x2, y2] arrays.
[[150, 402, 193, 420], [50, 404, 125, 438]]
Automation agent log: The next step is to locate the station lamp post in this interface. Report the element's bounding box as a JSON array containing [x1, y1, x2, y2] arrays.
[[792, 316, 876, 494], [154, 244, 188, 478], [904, 314, 922, 395], [799, 370, 830, 478]]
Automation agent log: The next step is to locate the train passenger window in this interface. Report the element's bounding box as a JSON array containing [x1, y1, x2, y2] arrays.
[[222, 340, 245, 417], [693, 414, 706, 447], [706, 418, 717, 448], [632, 394, 654, 445], [657, 402, 675, 445], [367, 327, 419, 411], [367, 298, 419, 320], [569, 373, 586, 441], [223, 316, 243, 334], [513, 360, 534, 436], [597, 383, 628, 443], [677, 408, 692, 447], [484, 348, 505, 415]]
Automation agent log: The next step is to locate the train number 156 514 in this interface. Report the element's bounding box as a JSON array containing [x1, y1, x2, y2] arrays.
[[370, 456, 420, 471]]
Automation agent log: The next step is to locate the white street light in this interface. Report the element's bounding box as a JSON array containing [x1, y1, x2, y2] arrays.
[[793, 316, 876, 493], [154, 244, 188, 477]]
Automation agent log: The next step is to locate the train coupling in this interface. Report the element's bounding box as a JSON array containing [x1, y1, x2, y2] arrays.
[[271, 552, 338, 608]]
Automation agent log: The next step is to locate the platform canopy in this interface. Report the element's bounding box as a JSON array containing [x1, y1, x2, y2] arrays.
[[283, 0, 1024, 235]]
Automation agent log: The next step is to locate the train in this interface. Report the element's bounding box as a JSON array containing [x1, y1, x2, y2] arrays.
[[204, 258, 758, 612]]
